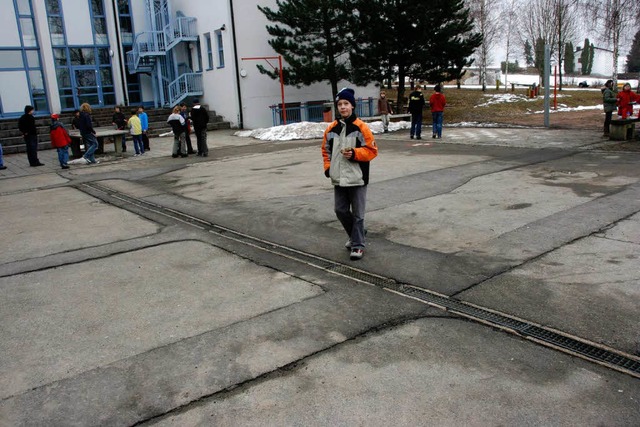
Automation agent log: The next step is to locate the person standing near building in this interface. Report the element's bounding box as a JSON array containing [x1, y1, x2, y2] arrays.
[[167, 106, 187, 158], [0, 142, 6, 170], [138, 105, 150, 151], [128, 108, 144, 156], [190, 99, 210, 157], [78, 103, 99, 164], [601, 80, 617, 136], [408, 85, 425, 139], [18, 105, 44, 167], [180, 102, 195, 154], [321, 88, 378, 261], [429, 84, 446, 139], [112, 106, 127, 152], [49, 114, 71, 169], [377, 90, 393, 133]]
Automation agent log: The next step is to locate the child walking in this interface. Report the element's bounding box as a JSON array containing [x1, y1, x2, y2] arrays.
[[128, 108, 144, 156], [49, 114, 71, 169]]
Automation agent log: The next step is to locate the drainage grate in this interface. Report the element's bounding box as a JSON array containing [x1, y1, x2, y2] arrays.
[[84, 182, 640, 379], [400, 285, 640, 378]]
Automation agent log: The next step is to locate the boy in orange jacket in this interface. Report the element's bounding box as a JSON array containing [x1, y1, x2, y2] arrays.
[[49, 114, 71, 169], [322, 88, 378, 260]]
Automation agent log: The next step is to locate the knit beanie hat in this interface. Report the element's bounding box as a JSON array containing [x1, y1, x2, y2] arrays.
[[336, 88, 356, 108], [24, 105, 34, 114]]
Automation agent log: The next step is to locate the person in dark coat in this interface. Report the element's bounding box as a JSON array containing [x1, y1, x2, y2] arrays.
[[407, 85, 425, 140], [17, 105, 44, 167], [78, 103, 99, 164], [112, 106, 127, 151], [180, 102, 195, 154], [190, 99, 210, 156]]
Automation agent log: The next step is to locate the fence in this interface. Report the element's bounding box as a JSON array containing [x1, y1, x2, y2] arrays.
[[270, 98, 375, 126]]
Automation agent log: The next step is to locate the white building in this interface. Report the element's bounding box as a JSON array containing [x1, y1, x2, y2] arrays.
[[575, 46, 625, 77], [0, 0, 377, 129]]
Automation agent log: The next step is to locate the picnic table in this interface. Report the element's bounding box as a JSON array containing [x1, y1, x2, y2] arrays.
[[68, 127, 129, 158]]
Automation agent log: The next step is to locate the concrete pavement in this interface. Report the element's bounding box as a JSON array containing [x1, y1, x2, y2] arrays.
[[0, 127, 639, 426]]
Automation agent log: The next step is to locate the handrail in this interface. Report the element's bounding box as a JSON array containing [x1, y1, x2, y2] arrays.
[[168, 73, 203, 106]]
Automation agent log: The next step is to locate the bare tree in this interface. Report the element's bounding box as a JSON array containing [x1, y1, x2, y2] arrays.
[[555, 0, 579, 90], [501, 0, 521, 91], [518, 0, 558, 82], [468, 0, 501, 91], [580, 0, 640, 85]]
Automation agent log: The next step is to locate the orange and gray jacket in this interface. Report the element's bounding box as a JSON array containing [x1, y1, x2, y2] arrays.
[[322, 113, 378, 187]]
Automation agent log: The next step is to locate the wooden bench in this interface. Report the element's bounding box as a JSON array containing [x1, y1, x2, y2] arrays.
[[68, 127, 129, 157], [609, 118, 639, 141]]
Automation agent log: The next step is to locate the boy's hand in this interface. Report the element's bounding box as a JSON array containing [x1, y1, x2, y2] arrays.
[[341, 148, 354, 159]]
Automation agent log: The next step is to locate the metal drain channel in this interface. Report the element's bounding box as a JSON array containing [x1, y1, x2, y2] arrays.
[[85, 183, 640, 379]]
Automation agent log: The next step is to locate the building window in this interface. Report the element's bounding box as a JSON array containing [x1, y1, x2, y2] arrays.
[[215, 30, 224, 68], [90, 0, 108, 45], [204, 32, 213, 70]]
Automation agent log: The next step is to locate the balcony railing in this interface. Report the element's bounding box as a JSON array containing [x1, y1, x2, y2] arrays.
[[168, 72, 203, 106], [164, 17, 198, 50], [270, 98, 374, 126]]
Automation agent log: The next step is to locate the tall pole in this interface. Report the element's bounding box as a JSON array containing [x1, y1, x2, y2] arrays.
[[544, 45, 550, 128], [278, 55, 286, 125]]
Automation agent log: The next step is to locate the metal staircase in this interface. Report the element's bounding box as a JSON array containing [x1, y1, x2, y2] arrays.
[[126, 0, 202, 107]]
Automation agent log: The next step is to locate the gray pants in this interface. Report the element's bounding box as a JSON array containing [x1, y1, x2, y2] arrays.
[[381, 113, 390, 131], [172, 133, 186, 155], [334, 185, 367, 249]]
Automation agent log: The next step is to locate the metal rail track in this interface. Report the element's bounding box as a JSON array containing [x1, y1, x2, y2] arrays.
[[83, 182, 640, 380]]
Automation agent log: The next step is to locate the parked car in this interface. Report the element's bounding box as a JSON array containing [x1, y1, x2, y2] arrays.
[[578, 81, 589, 88]]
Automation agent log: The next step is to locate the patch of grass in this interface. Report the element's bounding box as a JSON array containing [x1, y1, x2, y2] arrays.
[[386, 88, 603, 125]]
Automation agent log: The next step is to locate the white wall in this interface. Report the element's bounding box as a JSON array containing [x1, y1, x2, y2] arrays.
[[0, 0, 21, 47], [0, 71, 31, 113], [62, 0, 93, 45]]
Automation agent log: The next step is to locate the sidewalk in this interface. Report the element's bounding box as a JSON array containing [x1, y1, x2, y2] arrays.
[[1, 126, 638, 426]]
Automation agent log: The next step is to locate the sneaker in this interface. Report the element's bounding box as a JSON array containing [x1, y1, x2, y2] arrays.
[[350, 248, 364, 260], [83, 158, 91, 164], [61, 165, 70, 169], [432, 134, 436, 139], [345, 239, 352, 250], [416, 136, 422, 140], [172, 154, 179, 158], [134, 153, 140, 156], [410, 135, 414, 139], [0, 166, 6, 170]]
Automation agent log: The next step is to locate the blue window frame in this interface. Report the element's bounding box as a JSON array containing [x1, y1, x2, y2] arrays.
[[0, 0, 49, 115], [215, 30, 224, 68], [204, 32, 213, 70]]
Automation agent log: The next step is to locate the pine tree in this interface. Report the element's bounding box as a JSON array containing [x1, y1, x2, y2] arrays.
[[580, 38, 593, 75], [257, 0, 357, 100], [627, 29, 640, 72], [349, 0, 480, 106], [524, 40, 534, 67], [534, 37, 545, 76], [564, 42, 574, 74]]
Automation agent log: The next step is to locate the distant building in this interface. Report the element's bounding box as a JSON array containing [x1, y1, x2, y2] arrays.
[[0, 0, 376, 128], [575, 46, 624, 77]]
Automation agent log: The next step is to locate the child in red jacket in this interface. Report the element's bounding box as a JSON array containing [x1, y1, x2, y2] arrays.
[[616, 83, 638, 119], [429, 85, 446, 139], [50, 114, 71, 169]]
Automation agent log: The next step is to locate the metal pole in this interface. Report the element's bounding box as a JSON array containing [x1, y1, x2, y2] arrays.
[[544, 45, 550, 128], [553, 65, 557, 110], [278, 55, 286, 125]]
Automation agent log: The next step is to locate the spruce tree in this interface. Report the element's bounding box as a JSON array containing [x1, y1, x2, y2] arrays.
[[351, 0, 481, 106], [627, 29, 640, 72], [257, 0, 356, 101], [564, 42, 575, 74], [524, 40, 534, 68], [580, 38, 593, 75]]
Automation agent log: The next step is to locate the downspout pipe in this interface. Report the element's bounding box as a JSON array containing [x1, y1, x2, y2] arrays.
[[229, 0, 243, 129], [111, 0, 129, 106]]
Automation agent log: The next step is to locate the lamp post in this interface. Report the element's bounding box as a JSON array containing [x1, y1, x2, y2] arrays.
[[241, 55, 287, 125]]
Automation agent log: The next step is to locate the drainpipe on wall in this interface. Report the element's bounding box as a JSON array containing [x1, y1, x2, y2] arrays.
[[229, 0, 243, 129]]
